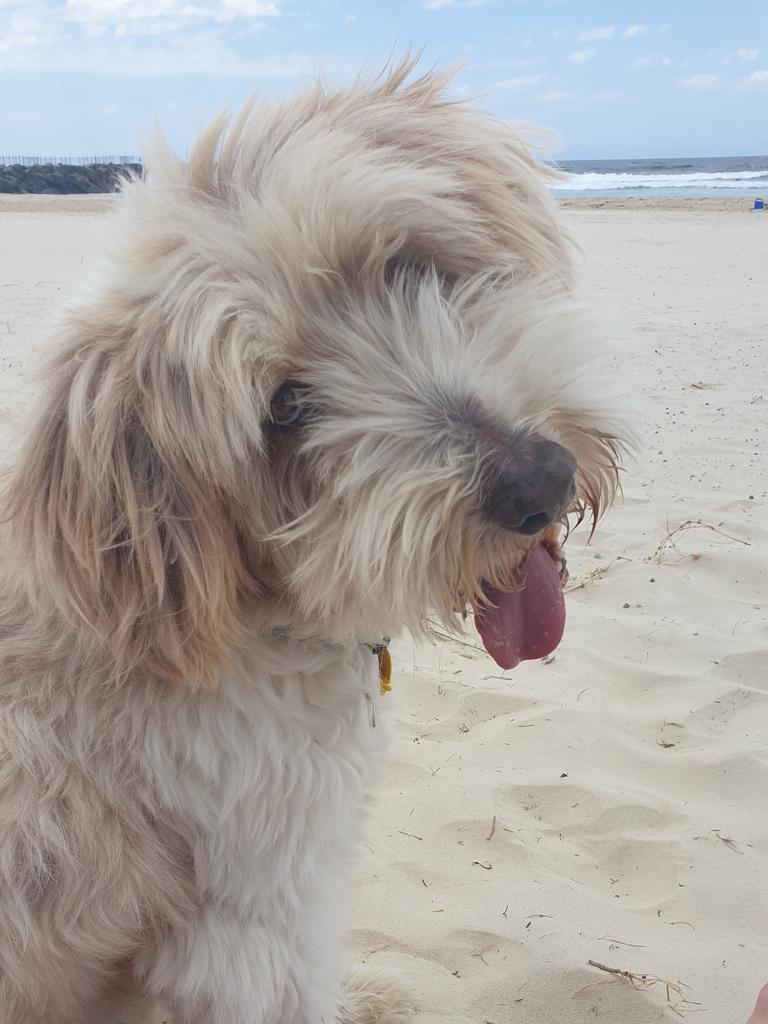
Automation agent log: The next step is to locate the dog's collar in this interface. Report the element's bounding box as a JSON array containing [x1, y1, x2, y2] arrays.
[[269, 629, 392, 695]]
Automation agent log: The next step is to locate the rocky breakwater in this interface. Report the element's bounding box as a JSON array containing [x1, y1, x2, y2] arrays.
[[0, 163, 142, 194]]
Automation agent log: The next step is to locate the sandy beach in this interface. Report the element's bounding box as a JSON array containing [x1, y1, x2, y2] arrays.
[[0, 194, 766, 1023]]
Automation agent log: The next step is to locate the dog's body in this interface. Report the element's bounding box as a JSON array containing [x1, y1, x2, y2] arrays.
[[0, 64, 627, 1022], [0, 617, 390, 1022]]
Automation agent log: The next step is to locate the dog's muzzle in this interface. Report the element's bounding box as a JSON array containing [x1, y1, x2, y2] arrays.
[[483, 435, 577, 535]]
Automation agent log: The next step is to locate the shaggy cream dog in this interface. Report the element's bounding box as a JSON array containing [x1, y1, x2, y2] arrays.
[[0, 63, 627, 1023]]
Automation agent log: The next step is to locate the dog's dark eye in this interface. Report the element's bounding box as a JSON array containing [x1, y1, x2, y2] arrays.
[[270, 381, 309, 427]]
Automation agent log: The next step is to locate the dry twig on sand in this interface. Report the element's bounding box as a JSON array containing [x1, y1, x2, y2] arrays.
[[564, 557, 626, 593], [585, 960, 702, 1017], [649, 519, 750, 567]]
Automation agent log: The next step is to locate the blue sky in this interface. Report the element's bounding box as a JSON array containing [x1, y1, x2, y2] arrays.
[[1, 0, 766, 159]]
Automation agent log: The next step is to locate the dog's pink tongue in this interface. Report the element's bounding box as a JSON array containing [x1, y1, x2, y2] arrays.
[[475, 545, 565, 670]]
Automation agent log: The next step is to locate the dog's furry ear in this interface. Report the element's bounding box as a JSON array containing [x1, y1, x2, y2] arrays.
[[6, 324, 256, 688]]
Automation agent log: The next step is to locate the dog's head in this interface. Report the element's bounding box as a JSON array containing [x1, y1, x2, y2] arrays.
[[8, 62, 629, 685]]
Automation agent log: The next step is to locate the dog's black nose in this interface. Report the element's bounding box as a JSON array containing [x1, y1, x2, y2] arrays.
[[484, 436, 577, 535]]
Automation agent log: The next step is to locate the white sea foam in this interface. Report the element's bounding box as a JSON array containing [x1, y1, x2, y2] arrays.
[[552, 169, 768, 192]]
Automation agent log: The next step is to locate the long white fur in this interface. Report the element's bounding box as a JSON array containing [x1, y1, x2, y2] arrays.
[[0, 62, 628, 1022]]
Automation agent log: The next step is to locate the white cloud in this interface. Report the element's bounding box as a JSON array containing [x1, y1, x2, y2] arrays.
[[568, 48, 595, 64], [530, 88, 621, 112], [577, 26, 613, 42], [220, 0, 279, 13], [422, 0, 485, 8], [113, 19, 183, 36], [0, 0, 297, 72], [0, 9, 354, 77], [745, 69, 768, 87], [536, 90, 574, 104], [491, 74, 545, 90], [64, 0, 282, 24], [342, 13, 355, 24], [659, 22, 671, 33], [737, 48, 759, 62], [628, 54, 675, 70], [622, 24, 646, 38], [0, 7, 60, 56], [679, 73, 721, 90], [480, 56, 547, 69]]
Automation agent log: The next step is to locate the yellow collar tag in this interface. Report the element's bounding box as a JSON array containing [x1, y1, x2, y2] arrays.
[[365, 638, 392, 695], [377, 647, 392, 695]]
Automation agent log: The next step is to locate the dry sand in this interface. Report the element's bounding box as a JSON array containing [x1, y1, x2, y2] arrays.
[[0, 194, 766, 1023]]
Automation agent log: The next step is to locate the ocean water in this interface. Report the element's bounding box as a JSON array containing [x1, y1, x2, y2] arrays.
[[551, 155, 768, 198]]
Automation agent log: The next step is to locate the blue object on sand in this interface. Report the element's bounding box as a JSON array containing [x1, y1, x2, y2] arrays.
[[755, 198, 765, 210]]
